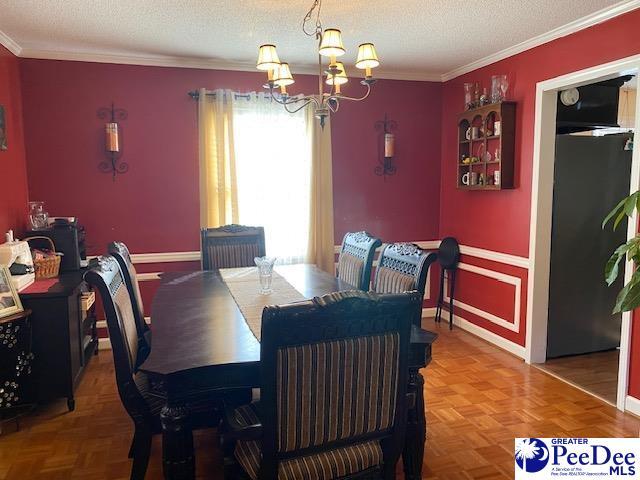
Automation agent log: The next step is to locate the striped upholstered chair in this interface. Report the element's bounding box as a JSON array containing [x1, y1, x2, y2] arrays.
[[108, 241, 151, 368], [336, 231, 382, 290], [221, 290, 420, 480], [201, 225, 266, 270], [372, 243, 437, 298], [85, 257, 218, 480]]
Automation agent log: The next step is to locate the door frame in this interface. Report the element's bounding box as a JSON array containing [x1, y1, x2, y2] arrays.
[[526, 54, 640, 411]]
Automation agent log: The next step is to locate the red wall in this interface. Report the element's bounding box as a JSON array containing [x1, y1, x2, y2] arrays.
[[18, 60, 441, 255], [331, 82, 441, 242], [439, 9, 640, 392], [0, 45, 28, 235]]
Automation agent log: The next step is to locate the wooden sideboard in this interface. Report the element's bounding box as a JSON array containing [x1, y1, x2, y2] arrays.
[[19, 271, 97, 411]]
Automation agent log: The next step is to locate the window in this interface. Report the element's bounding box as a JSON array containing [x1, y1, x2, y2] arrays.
[[233, 94, 311, 264]]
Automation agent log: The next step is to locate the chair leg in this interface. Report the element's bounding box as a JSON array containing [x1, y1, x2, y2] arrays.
[[382, 462, 396, 480], [435, 269, 445, 323], [448, 269, 456, 330], [130, 429, 152, 480], [128, 431, 137, 458]]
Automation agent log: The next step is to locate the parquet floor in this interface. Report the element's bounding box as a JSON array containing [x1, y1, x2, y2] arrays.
[[534, 350, 619, 405], [1, 320, 638, 480]]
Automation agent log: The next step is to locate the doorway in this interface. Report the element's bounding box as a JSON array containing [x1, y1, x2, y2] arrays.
[[526, 55, 640, 411]]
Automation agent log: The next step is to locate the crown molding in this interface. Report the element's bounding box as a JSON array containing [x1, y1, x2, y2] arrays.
[[17, 46, 442, 82], [441, 0, 640, 81], [0, 29, 21, 56]]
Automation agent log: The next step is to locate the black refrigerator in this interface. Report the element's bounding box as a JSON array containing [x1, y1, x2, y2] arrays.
[[547, 133, 632, 358]]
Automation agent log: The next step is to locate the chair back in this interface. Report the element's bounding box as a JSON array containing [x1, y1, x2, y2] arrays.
[[84, 256, 152, 425], [258, 290, 419, 478], [336, 231, 382, 290], [201, 225, 266, 270], [373, 242, 437, 299], [108, 241, 150, 365]]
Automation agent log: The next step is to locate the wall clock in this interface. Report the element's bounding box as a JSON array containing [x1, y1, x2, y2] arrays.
[[560, 88, 580, 106]]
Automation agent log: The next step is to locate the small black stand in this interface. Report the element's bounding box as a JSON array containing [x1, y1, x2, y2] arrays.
[[435, 237, 460, 330]]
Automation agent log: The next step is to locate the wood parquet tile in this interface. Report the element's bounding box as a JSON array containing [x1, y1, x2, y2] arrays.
[[0, 319, 638, 479]]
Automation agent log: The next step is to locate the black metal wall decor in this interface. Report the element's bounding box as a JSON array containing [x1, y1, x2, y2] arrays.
[[97, 103, 128, 180], [375, 113, 397, 178]]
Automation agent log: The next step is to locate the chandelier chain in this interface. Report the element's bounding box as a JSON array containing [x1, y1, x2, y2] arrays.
[[302, 0, 323, 38]]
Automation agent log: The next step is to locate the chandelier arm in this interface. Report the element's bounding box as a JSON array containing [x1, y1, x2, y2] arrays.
[[272, 94, 317, 108], [284, 99, 316, 114], [266, 84, 316, 107], [330, 83, 372, 102]]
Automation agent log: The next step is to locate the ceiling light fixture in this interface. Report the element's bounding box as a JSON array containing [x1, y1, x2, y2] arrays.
[[256, 0, 380, 128]]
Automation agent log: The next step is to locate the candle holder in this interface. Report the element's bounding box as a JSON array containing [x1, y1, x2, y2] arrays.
[[97, 102, 128, 180], [374, 113, 397, 178]]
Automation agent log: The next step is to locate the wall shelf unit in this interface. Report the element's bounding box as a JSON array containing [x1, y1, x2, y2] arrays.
[[457, 101, 515, 190]]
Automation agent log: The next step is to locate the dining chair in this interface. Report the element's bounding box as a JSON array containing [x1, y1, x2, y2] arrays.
[[108, 241, 151, 367], [85, 256, 217, 480], [336, 231, 382, 290], [221, 289, 420, 480], [372, 242, 437, 314], [201, 225, 266, 270]]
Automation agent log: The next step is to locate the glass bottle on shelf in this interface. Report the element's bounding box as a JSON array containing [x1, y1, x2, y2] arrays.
[[463, 83, 473, 110]]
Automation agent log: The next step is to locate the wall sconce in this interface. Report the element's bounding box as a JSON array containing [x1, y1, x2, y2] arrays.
[[374, 113, 397, 178], [97, 102, 128, 180]]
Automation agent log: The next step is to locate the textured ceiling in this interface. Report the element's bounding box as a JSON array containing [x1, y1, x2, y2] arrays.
[[0, 0, 628, 79]]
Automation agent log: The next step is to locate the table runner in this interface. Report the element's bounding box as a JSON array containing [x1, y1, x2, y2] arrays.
[[220, 267, 305, 341]]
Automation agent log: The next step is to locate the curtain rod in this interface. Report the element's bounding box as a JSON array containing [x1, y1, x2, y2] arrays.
[[188, 90, 253, 100]]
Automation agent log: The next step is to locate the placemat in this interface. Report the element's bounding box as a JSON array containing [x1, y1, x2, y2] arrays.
[[220, 267, 305, 341]]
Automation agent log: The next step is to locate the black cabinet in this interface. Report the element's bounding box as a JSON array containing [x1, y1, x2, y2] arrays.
[[19, 272, 97, 411]]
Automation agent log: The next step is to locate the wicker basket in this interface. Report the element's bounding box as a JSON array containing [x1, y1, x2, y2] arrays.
[[24, 236, 62, 280]]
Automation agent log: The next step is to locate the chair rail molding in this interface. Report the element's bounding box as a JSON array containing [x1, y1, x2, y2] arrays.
[[444, 262, 522, 333]]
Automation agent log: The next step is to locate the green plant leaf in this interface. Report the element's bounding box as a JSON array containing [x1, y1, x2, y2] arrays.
[[620, 274, 640, 312], [603, 196, 627, 229], [605, 243, 630, 286], [613, 273, 640, 313], [624, 192, 639, 217], [613, 207, 628, 231]]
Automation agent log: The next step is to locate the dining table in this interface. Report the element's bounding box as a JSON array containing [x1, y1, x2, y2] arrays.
[[139, 264, 437, 480]]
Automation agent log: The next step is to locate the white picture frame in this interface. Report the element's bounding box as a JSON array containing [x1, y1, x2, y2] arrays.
[[0, 266, 23, 319]]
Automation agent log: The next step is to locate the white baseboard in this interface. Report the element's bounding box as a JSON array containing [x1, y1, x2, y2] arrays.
[[422, 307, 437, 317], [625, 395, 640, 416], [98, 337, 111, 350], [452, 313, 526, 359], [422, 307, 525, 358]]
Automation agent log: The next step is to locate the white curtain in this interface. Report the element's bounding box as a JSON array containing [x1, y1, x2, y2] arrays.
[[232, 92, 312, 265]]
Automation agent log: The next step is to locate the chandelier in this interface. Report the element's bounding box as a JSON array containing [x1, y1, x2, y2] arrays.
[[256, 0, 380, 127]]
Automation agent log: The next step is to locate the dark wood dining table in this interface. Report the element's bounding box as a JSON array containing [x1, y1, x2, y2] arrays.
[[139, 264, 437, 480]]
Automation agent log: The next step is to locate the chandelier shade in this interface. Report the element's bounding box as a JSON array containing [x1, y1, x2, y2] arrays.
[[355, 43, 380, 70], [325, 62, 348, 85], [318, 29, 346, 57], [274, 63, 295, 87], [256, 44, 281, 71], [255, 0, 379, 127]]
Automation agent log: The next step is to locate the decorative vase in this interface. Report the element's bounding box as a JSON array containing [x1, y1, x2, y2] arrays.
[[254, 256, 277, 295]]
